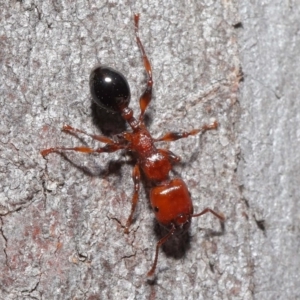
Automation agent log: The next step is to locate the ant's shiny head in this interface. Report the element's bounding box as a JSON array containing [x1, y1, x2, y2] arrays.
[[90, 66, 131, 113]]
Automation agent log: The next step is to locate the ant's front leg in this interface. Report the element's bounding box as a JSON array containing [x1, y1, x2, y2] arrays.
[[154, 121, 218, 142], [124, 164, 141, 234], [134, 14, 153, 120]]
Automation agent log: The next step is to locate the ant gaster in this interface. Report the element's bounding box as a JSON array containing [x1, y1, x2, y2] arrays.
[[41, 14, 225, 277]]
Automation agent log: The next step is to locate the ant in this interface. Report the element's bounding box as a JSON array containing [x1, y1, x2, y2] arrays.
[[41, 14, 225, 277]]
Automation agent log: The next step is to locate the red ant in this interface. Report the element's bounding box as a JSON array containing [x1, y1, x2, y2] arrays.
[[41, 14, 225, 277]]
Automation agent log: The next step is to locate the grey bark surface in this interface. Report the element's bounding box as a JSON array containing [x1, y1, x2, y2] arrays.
[[238, 0, 300, 299], [0, 0, 298, 299]]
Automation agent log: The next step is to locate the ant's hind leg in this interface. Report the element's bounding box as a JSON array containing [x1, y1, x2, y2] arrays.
[[134, 14, 153, 120], [147, 224, 176, 277], [158, 149, 181, 164], [192, 208, 225, 222], [124, 164, 141, 234], [154, 121, 218, 142]]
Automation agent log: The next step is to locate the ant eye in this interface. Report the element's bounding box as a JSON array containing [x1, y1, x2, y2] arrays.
[[89, 66, 131, 113], [154, 206, 159, 212]]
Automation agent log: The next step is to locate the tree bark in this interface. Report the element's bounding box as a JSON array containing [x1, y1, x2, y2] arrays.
[[1, 0, 298, 299]]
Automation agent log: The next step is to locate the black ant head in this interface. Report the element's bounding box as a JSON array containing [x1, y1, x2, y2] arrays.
[[90, 66, 131, 113]]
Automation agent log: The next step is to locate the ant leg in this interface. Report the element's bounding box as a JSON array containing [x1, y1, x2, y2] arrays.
[[192, 208, 225, 222], [134, 14, 153, 120], [124, 164, 141, 234], [147, 224, 176, 277], [40, 143, 122, 158], [41, 125, 123, 157], [158, 149, 181, 164], [62, 124, 115, 145], [154, 121, 218, 142]]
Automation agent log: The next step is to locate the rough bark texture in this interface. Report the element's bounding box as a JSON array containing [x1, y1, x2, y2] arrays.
[[238, 0, 300, 299], [0, 0, 298, 299]]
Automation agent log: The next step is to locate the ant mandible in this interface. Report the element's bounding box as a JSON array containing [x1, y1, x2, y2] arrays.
[[41, 14, 225, 277]]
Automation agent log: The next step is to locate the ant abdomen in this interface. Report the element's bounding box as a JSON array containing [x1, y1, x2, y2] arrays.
[[89, 66, 131, 113]]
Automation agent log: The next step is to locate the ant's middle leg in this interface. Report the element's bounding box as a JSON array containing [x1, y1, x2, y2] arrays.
[[62, 124, 115, 145], [154, 121, 218, 142], [134, 14, 153, 120], [40, 143, 123, 158], [40, 124, 123, 157]]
